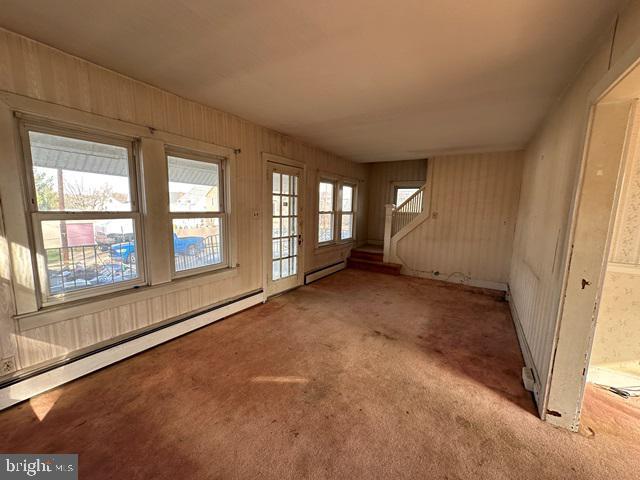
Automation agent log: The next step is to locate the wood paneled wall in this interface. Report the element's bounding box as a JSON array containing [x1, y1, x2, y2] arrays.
[[0, 28, 368, 372], [366, 159, 427, 242], [396, 151, 522, 287], [509, 0, 640, 408]]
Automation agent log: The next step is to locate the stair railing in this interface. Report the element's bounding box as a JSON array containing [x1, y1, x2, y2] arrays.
[[391, 186, 425, 236], [383, 185, 426, 262]]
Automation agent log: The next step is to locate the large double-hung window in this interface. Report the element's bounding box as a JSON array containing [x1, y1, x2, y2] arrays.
[[167, 149, 226, 276], [317, 181, 335, 244], [21, 122, 144, 304], [317, 178, 356, 245]]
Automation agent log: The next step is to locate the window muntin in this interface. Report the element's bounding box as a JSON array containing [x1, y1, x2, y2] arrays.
[[22, 125, 143, 304], [318, 181, 335, 243], [272, 172, 299, 281], [166, 150, 227, 276], [317, 179, 356, 245], [340, 184, 354, 240]]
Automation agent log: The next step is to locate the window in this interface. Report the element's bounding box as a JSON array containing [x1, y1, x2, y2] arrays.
[[318, 181, 335, 244], [317, 178, 356, 245], [167, 150, 226, 275], [340, 184, 354, 240], [22, 124, 143, 304], [395, 187, 419, 206]]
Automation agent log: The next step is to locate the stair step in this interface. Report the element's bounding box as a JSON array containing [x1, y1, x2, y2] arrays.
[[347, 257, 402, 275], [350, 249, 384, 262]]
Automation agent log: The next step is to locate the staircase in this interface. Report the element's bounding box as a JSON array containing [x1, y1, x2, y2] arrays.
[[350, 183, 428, 276], [347, 245, 402, 275], [383, 184, 429, 264]]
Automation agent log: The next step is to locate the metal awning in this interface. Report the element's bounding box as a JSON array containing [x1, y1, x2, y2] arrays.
[[30, 131, 129, 177], [30, 132, 219, 186], [167, 156, 218, 187]]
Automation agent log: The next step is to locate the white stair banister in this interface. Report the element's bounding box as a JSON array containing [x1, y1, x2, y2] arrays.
[[391, 186, 425, 236], [383, 184, 427, 263], [383, 203, 394, 263]]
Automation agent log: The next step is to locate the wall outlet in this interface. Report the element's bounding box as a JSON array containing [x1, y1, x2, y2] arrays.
[[1, 357, 16, 375]]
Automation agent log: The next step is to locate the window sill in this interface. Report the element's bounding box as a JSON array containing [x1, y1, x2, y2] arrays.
[[314, 240, 354, 255], [16, 266, 241, 331], [171, 262, 230, 280]]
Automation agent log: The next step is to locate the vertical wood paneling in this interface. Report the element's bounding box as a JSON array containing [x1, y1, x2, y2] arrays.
[[396, 151, 522, 286], [0, 28, 368, 371], [509, 0, 640, 404], [0, 198, 19, 371], [510, 45, 609, 399], [366, 159, 427, 242]]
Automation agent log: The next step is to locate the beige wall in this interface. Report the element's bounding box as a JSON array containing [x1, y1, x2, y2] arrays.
[[509, 0, 640, 414], [0, 210, 16, 373], [591, 268, 640, 366], [396, 151, 522, 288], [0, 29, 368, 372], [366, 159, 427, 242]]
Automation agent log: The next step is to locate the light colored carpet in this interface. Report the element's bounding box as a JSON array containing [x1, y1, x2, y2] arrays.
[[1, 269, 638, 479]]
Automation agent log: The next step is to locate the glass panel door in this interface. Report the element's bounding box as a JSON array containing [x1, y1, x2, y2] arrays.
[[266, 163, 303, 295]]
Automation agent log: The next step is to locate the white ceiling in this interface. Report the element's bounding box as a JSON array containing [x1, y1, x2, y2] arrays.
[[0, 0, 624, 162]]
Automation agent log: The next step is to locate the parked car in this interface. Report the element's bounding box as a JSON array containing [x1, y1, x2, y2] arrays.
[[110, 234, 205, 264], [98, 232, 136, 251], [173, 233, 205, 256], [111, 241, 136, 264]]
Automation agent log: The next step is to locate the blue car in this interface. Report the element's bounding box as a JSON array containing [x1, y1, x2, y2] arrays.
[[173, 233, 205, 256], [111, 241, 137, 264], [111, 234, 205, 264]]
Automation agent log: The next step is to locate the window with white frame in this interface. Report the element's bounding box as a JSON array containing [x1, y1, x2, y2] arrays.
[[318, 180, 335, 244], [21, 122, 144, 304], [340, 184, 355, 240], [394, 186, 419, 206], [317, 179, 356, 245], [167, 149, 226, 275]]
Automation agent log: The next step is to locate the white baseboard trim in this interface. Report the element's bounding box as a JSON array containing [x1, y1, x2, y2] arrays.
[[507, 289, 542, 412], [401, 268, 508, 291], [0, 291, 264, 411], [305, 261, 346, 284]]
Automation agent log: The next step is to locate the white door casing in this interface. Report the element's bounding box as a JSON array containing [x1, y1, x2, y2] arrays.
[[264, 158, 304, 296]]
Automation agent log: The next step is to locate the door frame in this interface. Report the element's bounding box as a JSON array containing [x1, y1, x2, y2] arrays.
[[262, 153, 306, 298], [543, 50, 640, 430]]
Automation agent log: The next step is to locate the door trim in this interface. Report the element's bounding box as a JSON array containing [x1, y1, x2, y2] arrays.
[[262, 153, 306, 297]]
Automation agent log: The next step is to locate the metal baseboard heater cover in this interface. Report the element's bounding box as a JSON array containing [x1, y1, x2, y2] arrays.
[[304, 261, 346, 284], [0, 289, 264, 411]]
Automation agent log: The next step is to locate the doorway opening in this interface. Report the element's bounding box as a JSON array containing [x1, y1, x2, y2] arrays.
[[582, 91, 640, 436], [546, 59, 640, 432]]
